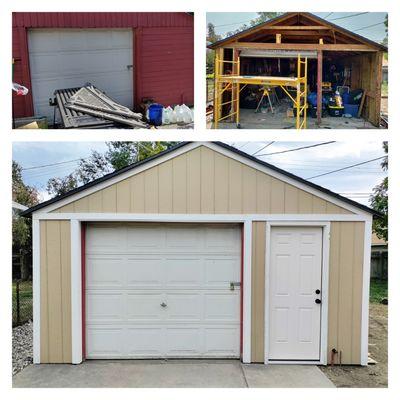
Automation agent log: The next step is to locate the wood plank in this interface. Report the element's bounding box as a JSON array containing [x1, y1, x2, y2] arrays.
[[130, 174, 145, 212], [158, 160, 173, 213], [186, 148, 201, 213], [144, 167, 159, 213], [228, 159, 243, 213], [172, 154, 187, 213], [284, 184, 299, 213], [256, 171, 270, 213], [116, 179, 131, 213], [262, 25, 330, 30], [228, 42, 376, 52], [88, 191, 103, 212], [298, 190, 313, 213], [242, 166, 257, 213], [200, 146, 215, 213], [40, 221, 49, 362], [214, 153, 229, 213], [101, 185, 117, 213], [317, 50, 323, 124], [270, 178, 284, 213]]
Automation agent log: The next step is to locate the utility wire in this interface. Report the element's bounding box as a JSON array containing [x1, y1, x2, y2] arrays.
[[307, 156, 386, 179], [353, 21, 386, 32], [252, 142, 275, 156], [257, 141, 335, 157], [328, 12, 369, 21], [22, 158, 82, 170]]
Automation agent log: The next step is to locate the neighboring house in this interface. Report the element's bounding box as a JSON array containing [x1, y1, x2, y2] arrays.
[[12, 12, 194, 122], [371, 232, 388, 280], [22, 142, 378, 366], [208, 12, 386, 127]]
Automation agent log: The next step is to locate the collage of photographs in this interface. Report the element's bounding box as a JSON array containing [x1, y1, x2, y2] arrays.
[[3, 1, 396, 396]]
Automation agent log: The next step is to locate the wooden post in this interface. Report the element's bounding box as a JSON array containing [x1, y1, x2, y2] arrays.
[[317, 50, 323, 124], [232, 49, 239, 122], [276, 34, 281, 44]]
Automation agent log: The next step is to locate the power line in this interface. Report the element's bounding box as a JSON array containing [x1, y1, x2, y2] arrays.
[[307, 156, 386, 179], [257, 141, 335, 156], [22, 158, 82, 170], [328, 12, 369, 21], [324, 12, 333, 19], [252, 142, 275, 156], [353, 21, 386, 32]]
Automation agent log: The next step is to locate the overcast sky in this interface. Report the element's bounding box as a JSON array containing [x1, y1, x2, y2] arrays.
[[12, 141, 387, 207], [206, 12, 387, 43]]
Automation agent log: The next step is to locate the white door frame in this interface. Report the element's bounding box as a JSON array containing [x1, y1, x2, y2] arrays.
[[264, 221, 330, 365]]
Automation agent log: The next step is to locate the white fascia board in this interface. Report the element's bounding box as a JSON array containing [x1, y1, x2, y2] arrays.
[[33, 213, 370, 222], [242, 220, 252, 363], [361, 216, 373, 366], [32, 219, 40, 364], [33, 142, 203, 214], [203, 142, 370, 217]]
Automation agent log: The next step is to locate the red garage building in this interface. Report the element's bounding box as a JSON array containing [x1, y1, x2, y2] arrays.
[[12, 12, 194, 121]]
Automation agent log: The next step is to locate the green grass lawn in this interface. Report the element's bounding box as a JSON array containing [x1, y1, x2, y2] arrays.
[[370, 279, 388, 303]]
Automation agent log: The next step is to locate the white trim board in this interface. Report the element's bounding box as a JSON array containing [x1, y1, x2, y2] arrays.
[[31, 142, 370, 216], [32, 219, 40, 364], [264, 221, 330, 365], [32, 213, 370, 222]]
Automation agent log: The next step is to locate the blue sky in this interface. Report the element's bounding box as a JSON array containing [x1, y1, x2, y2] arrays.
[[206, 12, 387, 44], [12, 141, 387, 206]]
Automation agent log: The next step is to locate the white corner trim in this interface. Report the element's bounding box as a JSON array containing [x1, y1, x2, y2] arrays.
[[242, 220, 252, 363], [32, 219, 40, 364], [71, 220, 82, 364], [264, 221, 330, 365], [361, 217, 373, 366]]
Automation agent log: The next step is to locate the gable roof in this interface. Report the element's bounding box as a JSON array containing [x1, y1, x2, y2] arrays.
[[21, 141, 379, 217], [208, 12, 387, 52]]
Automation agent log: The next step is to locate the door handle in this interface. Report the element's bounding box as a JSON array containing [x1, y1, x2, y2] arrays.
[[126, 64, 133, 70], [160, 302, 167, 308], [315, 299, 321, 304], [230, 282, 241, 291]]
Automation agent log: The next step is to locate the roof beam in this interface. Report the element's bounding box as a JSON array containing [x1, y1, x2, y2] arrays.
[[262, 25, 330, 30], [227, 42, 377, 52]]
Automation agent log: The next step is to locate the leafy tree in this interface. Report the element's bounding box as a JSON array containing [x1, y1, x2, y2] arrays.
[[207, 23, 221, 44], [12, 161, 40, 280], [46, 142, 178, 197], [370, 142, 388, 241], [225, 12, 282, 37], [382, 14, 388, 46]]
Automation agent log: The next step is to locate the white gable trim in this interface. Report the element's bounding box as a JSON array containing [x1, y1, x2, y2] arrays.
[[32, 142, 369, 216]]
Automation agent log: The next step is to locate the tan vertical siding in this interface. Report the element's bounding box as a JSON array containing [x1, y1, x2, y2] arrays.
[[40, 220, 71, 363], [328, 221, 365, 364], [251, 221, 266, 363], [51, 146, 352, 215]]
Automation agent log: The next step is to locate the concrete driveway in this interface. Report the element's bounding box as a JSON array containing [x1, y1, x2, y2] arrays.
[[13, 360, 335, 388]]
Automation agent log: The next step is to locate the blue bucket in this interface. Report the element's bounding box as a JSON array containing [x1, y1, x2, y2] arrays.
[[148, 104, 163, 126]]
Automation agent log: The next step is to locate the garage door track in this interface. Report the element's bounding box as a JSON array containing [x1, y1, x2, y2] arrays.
[[13, 360, 334, 388]]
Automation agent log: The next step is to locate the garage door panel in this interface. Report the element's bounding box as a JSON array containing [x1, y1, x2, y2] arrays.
[[126, 293, 165, 321], [28, 29, 133, 122], [87, 293, 124, 322], [165, 294, 202, 321], [125, 328, 164, 356], [86, 224, 241, 359], [205, 257, 241, 286], [165, 258, 203, 286], [204, 293, 240, 322], [125, 257, 164, 287], [204, 328, 240, 356], [205, 227, 241, 251], [86, 257, 125, 288], [86, 327, 124, 358]]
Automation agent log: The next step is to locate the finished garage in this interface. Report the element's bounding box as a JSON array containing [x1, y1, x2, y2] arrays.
[[22, 142, 377, 366]]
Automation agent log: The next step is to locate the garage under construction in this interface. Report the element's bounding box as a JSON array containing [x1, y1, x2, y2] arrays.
[[208, 12, 387, 129]]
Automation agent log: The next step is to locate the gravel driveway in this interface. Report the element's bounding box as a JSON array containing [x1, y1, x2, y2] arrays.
[[12, 321, 33, 375]]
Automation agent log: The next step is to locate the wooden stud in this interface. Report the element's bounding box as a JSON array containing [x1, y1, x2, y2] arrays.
[[317, 50, 323, 124], [276, 33, 281, 44]]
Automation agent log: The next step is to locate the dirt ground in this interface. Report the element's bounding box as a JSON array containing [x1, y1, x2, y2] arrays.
[[319, 303, 388, 388]]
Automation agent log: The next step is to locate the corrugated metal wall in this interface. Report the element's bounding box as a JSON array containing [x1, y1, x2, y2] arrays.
[[12, 12, 194, 118]]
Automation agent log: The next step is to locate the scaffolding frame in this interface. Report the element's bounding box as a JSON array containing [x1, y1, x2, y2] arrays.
[[214, 54, 308, 129]]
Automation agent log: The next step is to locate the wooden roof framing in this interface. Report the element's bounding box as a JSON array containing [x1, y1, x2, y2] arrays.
[[208, 12, 387, 52]]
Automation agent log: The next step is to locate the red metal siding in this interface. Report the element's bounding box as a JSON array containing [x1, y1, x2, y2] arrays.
[[12, 13, 194, 118]]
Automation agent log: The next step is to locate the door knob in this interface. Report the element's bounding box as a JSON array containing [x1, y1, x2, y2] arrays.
[[160, 302, 167, 308], [315, 289, 321, 294], [315, 299, 321, 304]]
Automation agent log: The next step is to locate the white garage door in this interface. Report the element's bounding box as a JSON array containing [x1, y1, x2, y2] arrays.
[[85, 223, 241, 359], [28, 29, 133, 122]]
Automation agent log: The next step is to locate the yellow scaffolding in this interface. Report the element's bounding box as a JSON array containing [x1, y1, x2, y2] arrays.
[[214, 54, 308, 129]]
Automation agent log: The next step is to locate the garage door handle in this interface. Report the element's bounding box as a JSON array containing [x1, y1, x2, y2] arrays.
[[160, 302, 167, 308], [315, 299, 321, 304], [126, 64, 133, 70]]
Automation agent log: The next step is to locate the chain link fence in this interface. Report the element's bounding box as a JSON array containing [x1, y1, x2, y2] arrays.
[[12, 280, 32, 327]]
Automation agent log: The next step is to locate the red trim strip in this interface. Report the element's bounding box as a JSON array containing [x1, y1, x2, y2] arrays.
[[81, 223, 86, 360]]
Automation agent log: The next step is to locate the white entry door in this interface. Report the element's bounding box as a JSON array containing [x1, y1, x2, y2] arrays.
[[85, 223, 241, 359], [28, 28, 133, 122], [268, 226, 323, 361]]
